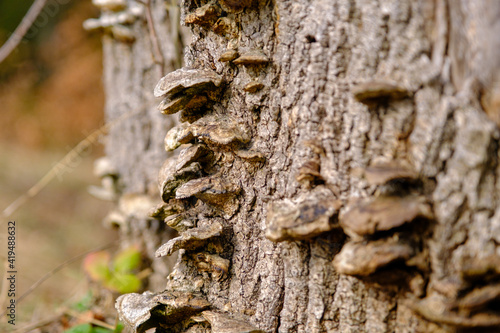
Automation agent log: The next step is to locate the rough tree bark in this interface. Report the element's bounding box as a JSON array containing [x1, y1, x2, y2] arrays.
[[93, 0, 500, 332]]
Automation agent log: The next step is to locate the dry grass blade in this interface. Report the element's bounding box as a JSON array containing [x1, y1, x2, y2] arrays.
[[0, 0, 50, 64]]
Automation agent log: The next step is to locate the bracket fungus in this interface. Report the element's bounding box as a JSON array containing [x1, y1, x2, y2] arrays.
[[202, 311, 264, 333], [232, 50, 269, 65], [454, 284, 500, 312], [184, 3, 222, 27], [116, 290, 211, 333], [333, 235, 415, 276], [339, 195, 432, 241], [159, 158, 203, 202], [165, 213, 197, 232], [217, 0, 257, 13], [363, 159, 419, 186], [164, 115, 251, 151], [265, 187, 342, 242], [352, 80, 409, 104], [244, 81, 265, 93], [154, 68, 223, 115], [155, 220, 223, 257], [149, 199, 191, 221], [411, 295, 500, 328], [219, 49, 239, 62], [83, 1, 143, 42], [176, 144, 215, 171], [175, 175, 241, 218], [191, 252, 230, 281], [92, 0, 127, 11]]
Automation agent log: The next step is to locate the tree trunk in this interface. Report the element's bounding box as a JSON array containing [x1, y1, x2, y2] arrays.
[[96, 0, 500, 332]]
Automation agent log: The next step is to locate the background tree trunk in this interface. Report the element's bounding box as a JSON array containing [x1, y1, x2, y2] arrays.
[[100, 0, 500, 332]]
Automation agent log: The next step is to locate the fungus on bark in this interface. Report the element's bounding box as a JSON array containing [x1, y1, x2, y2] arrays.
[[158, 158, 203, 202], [265, 187, 342, 242], [115, 290, 211, 333], [164, 115, 251, 150], [351, 80, 409, 104], [175, 175, 241, 217], [333, 235, 415, 276], [339, 195, 432, 241], [232, 50, 269, 65], [184, 3, 222, 27], [154, 68, 223, 115], [155, 219, 223, 257]]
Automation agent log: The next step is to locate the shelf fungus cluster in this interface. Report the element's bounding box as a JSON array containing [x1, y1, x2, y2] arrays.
[[84, 0, 143, 42], [265, 186, 342, 242], [154, 68, 224, 122], [412, 254, 500, 328], [116, 58, 265, 330], [334, 160, 433, 278], [116, 291, 211, 333]]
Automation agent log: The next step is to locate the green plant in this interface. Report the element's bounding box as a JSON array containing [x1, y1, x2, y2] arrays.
[[83, 246, 142, 294]]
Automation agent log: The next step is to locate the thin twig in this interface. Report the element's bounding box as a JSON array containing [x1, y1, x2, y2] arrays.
[[0, 241, 118, 319], [138, 0, 165, 75], [0, 0, 51, 64], [65, 309, 116, 331]]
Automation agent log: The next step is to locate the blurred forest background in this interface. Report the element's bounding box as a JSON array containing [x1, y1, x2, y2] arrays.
[[0, 0, 117, 325]]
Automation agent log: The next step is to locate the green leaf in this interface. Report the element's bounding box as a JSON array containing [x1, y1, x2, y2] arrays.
[[112, 246, 141, 273], [71, 291, 93, 312], [64, 323, 93, 333], [105, 273, 142, 294], [113, 322, 124, 333], [83, 251, 111, 282]]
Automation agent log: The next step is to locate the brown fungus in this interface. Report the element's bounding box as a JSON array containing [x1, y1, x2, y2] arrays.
[[175, 175, 241, 218], [244, 81, 265, 93], [411, 295, 500, 328], [184, 3, 222, 27], [115, 290, 211, 333], [454, 284, 500, 311], [333, 235, 415, 276], [363, 159, 418, 186], [352, 80, 409, 104], [149, 200, 191, 220], [191, 252, 230, 281], [234, 149, 266, 163], [265, 187, 342, 242], [176, 144, 214, 171], [233, 50, 269, 65], [165, 213, 197, 232], [154, 67, 223, 99], [165, 115, 251, 150], [155, 220, 223, 257], [217, 0, 256, 13], [154, 68, 223, 115], [219, 49, 239, 62], [158, 158, 203, 202], [202, 311, 264, 333], [461, 254, 500, 281], [339, 195, 432, 241], [164, 122, 193, 151]]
